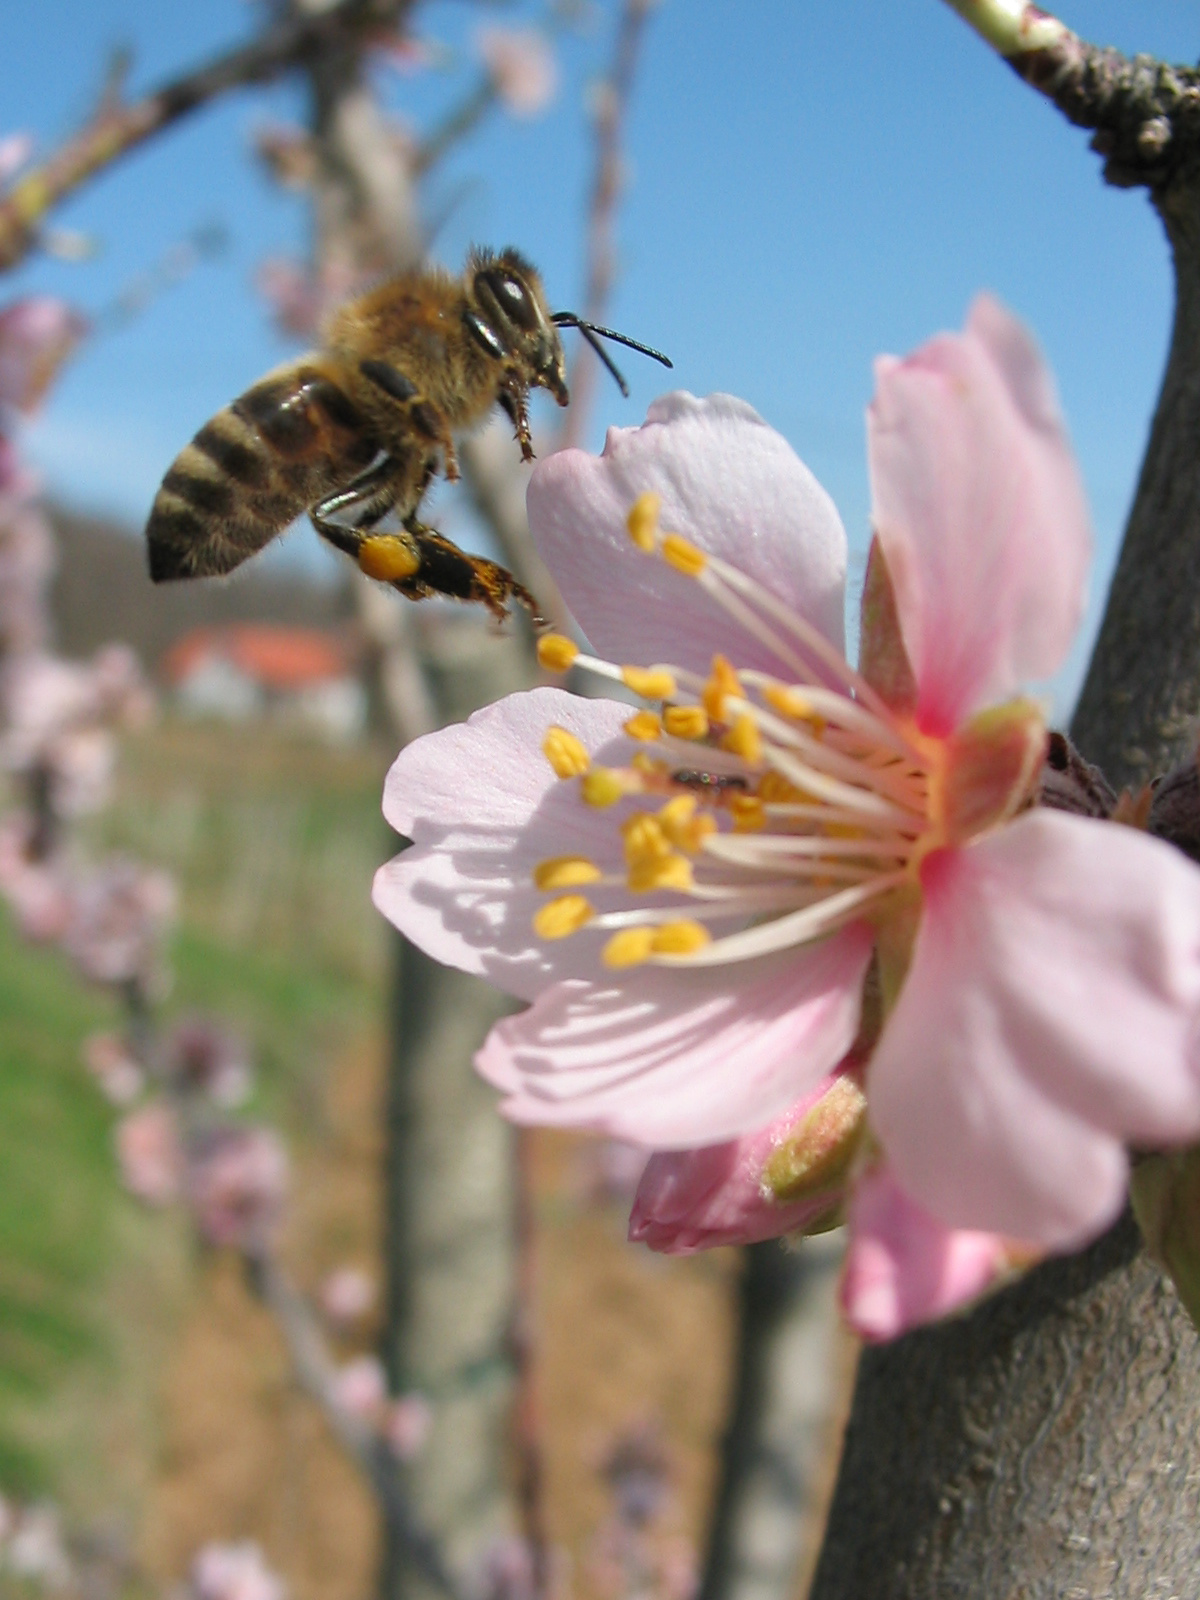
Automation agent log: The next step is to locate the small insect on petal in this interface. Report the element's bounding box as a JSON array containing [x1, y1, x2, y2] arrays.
[[543, 725, 590, 778], [537, 633, 580, 673], [534, 895, 595, 938]]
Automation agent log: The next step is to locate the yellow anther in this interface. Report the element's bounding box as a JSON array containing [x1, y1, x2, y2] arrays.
[[533, 856, 603, 890], [624, 710, 662, 742], [651, 920, 711, 956], [702, 655, 743, 721], [662, 533, 707, 578], [628, 853, 694, 893], [621, 666, 677, 701], [534, 895, 595, 940], [603, 927, 656, 968], [631, 751, 668, 778], [721, 713, 763, 765], [662, 705, 710, 741], [581, 767, 628, 808], [626, 492, 661, 552], [622, 812, 672, 865], [543, 725, 590, 779], [537, 633, 580, 673], [763, 685, 824, 736], [658, 794, 716, 854], [358, 533, 421, 583], [759, 771, 808, 804], [730, 794, 766, 832]]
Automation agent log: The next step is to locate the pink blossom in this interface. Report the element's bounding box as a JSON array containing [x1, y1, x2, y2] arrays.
[[0, 496, 53, 653], [62, 859, 176, 987], [116, 1102, 183, 1205], [82, 1031, 144, 1106], [190, 1542, 286, 1600], [384, 1392, 433, 1460], [0, 813, 70, 940], [0, 298, 88, 414], [257, 258, 362, 342], [187, 1126, 288, 1250], [166, 1016, 252, 1107], [477, 27, 558, 118], [319, 1265, 376, 1325], [841, 1165, 1021, 1341], [374, 300, 1200, 1282], [331, 1354, 387, 1419], [0, 133, 32, 186]]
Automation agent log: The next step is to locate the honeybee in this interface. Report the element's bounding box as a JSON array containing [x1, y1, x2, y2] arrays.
[[146, 247, 671, 623]]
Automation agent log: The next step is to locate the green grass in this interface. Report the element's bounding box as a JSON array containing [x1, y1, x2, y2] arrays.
[[0, 716, 395, 1502]]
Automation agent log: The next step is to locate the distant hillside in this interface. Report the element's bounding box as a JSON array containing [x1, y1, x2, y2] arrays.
[[48, 506, 355, 670]]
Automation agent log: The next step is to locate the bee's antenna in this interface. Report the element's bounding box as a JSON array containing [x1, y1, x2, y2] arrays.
[[551, 312, 673, 399]]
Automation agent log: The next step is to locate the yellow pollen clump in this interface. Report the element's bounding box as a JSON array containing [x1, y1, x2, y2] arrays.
[[537, 633, 580, 673], [622, 666, 677, 701], [652, 920, 711, 956], [582, 767, 628, 807], [624, 710, 662, 741], [626, 492, 661, 552], [764, 684, 826, 735], [358, 534, 421, 583], [622, 812, 671, 865], [532, 856, 603, 890], [631, 751, 668, 778], [721, 713, 763, 765], [663, 705, 710, 741], [759, 771, 809, 804], [662, 533, 708, 578], [543, 725, 590, 779], [730, 793, 766, 832], [703, 656, 743, 721], [603, 927, 657, 968], [534, 895, 595, 939], [628, 853, 694, 893]]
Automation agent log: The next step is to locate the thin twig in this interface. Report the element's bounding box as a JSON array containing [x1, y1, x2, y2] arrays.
[[558, 0, 656, 449], [0, 0, 413, 273], [252, 1252, 471, 1600]]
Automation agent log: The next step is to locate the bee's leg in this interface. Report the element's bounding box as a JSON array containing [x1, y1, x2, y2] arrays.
[[398, 515, 543, 627], [498, 386, 534, 463], [310, 455, 413, 569]]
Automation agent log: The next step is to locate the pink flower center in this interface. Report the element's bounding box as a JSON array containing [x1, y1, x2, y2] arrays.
[[533, 495, 1045, 970]]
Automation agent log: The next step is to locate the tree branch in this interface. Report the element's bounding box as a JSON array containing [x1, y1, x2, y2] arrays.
[[0, 0, 413, 273]]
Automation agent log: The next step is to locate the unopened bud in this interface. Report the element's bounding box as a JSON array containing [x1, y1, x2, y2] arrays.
[[763, 1074, 867, 1206]]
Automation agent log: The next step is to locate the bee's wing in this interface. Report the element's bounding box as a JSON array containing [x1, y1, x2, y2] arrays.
[[146, 359, 382, 581]]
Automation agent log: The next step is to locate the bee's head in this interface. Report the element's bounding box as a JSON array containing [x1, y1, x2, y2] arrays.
[[469, 248, 569, 407]]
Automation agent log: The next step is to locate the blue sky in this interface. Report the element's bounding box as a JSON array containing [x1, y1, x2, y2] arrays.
[[2, 0, 1199, 710]]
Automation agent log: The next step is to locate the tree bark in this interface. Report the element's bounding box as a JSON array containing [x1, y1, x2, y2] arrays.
[[810, 97, 1200, 1600]]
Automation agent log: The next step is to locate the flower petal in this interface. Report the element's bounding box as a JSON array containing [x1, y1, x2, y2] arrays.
[[527, 392, 847, 677], [867, 296, 1089, 735], [374, 687, 638, 1000], [871, 810, 1200, 1247], [841, 1163, 1013, 1342], [474, 925, 873, 1147], [628, 1075, 845, 1253]]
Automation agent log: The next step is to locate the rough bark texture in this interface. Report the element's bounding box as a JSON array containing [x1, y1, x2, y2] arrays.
[[810, 1216, 1200, 1598]]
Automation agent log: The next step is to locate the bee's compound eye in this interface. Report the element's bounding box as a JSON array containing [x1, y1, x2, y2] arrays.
[[481, 270, 538, 332]]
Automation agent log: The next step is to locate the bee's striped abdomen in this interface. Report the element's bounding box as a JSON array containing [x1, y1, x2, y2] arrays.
[[146, 362, 380, 582]]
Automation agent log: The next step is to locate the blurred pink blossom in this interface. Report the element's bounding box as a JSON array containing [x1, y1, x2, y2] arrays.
[[331, 1354, 387, 1420], [384, 1392, 433, 1461], [82, 1031, 144, 1106], [0, 133, 32, 186], [477, 27, 558, 118], [62, 859, 177, 987], [190, 1542, 286, 1600], [0, 298, 89, 414], [188, 1126, 288, 1250], [319, 1265, 376, 1325], [6, 1503, 71, 1589], [166, 1016, 252, 1107], [0, 812, 71, 940], [475, 1537, 536, 1600], [257, 258, 363, 342], [116, 1102, 183, 1206], [0, 497, 54, 653]]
